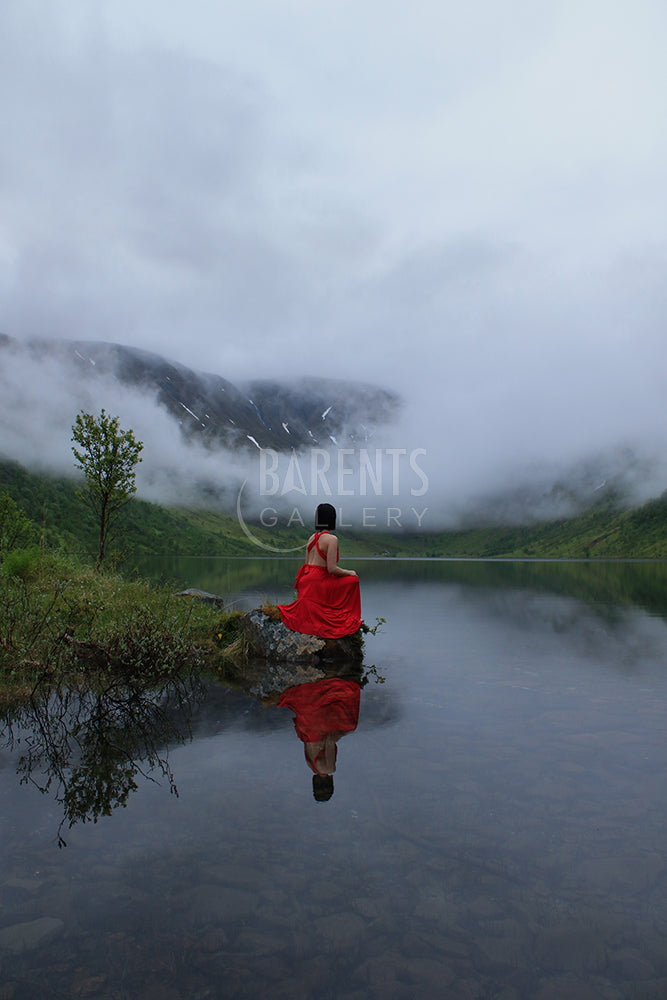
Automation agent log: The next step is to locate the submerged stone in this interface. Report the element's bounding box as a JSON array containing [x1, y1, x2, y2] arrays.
[[0, 917, 64, 955]]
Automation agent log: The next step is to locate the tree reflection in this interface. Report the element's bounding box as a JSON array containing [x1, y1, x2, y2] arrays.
[[2, 672, 203, 846]]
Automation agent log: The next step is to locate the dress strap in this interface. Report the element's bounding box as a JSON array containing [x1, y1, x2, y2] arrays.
[[315, 530, 328, 561], [307, 530, 330, 562]]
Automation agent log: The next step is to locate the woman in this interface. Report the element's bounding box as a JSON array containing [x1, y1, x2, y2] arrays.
[[278, 503, 361, 639]]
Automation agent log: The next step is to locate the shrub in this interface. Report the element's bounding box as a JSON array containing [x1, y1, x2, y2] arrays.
[[105, 610, 201, 677], [2, 546, 44, 583], [0, 493, 36, 559]]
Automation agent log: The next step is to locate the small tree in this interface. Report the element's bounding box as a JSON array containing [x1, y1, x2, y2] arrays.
[[71, 410, 144, 568]]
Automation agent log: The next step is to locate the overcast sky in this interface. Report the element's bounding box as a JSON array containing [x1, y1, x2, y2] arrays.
[[1, 0, 666, 507]]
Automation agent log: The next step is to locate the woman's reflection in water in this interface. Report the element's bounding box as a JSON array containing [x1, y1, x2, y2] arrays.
[[278, 676, 361, 801]]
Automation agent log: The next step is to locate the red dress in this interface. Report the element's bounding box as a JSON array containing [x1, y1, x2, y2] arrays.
[[278, 532, 361, 639]]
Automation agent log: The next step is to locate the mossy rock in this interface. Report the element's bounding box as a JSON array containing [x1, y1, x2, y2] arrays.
[[239, 608, 363, 666]]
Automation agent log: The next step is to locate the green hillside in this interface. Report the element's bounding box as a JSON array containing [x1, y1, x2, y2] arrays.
[[1, 459, 666, 563], [0, 460, 282, 562], [393, 494, 667, 559], [0, 460, 381, 563]]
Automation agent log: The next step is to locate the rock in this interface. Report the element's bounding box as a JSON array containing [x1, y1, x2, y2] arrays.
[[240, 609, 363, 667], [2, 878, 42, 894], [533, 976, 609, 1000], [353, 951, 456, 990], [175, 588, 227, 607], [312, 912, 367, 951], [0, 916, 64, 954], [186, 885, 258, 927], [608, 947, 656, 981], [533, 924, 608, 974], [197, 929, 229, 953]]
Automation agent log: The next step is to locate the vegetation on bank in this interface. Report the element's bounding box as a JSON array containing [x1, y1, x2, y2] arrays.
[[0, 497, 240, 706]]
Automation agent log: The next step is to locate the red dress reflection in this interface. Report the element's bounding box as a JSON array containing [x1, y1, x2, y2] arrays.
[[278, 678, 361, 799]]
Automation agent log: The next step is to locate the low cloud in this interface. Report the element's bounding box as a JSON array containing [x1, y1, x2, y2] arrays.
[[2, 338, 665, 537], [1, 2, 666, 529], [0, 345, 252, 507]]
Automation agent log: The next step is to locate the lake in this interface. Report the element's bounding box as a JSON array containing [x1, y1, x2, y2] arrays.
[[2, 558, 667, 999]]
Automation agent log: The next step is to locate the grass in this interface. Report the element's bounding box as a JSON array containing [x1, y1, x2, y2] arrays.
[[0, 547, 242, 709]]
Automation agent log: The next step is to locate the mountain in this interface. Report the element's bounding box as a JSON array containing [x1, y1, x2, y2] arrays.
[[457, 447, 659, 526], [1, 334, 399, 453], [2, 333, 662, 525]]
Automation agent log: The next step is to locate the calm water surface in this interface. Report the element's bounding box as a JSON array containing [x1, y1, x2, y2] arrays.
[[2, 559, 667, 999]]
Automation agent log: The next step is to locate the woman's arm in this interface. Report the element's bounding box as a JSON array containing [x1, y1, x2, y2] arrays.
[[326, 536, 357, 577]]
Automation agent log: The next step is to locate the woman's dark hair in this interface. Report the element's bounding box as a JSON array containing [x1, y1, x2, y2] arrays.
[[312, 774, 334, 801], [315, 503, 336, 530]]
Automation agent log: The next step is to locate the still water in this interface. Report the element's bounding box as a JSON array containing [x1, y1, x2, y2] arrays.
[[2, 559, 667, 999]]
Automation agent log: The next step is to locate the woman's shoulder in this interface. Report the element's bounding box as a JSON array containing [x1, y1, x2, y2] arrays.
[[308, 530, 338, 550]]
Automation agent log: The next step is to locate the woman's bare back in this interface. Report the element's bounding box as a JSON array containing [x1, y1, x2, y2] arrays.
[[306, 531, 356, 578]]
